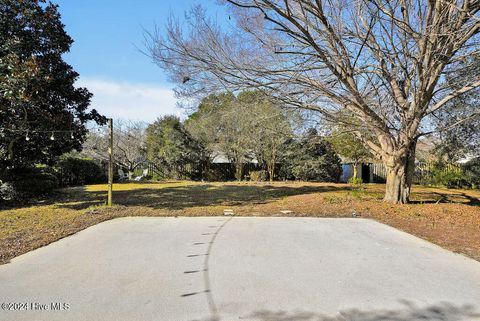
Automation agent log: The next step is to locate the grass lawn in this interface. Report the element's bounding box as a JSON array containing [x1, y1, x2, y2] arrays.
[[1, 181, 479, 264]]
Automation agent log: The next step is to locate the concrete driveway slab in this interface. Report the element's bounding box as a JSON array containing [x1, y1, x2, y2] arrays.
[[0, 217, 479, 321]]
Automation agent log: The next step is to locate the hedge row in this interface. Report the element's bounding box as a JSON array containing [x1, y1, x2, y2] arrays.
[[0, 157, 106, 201]]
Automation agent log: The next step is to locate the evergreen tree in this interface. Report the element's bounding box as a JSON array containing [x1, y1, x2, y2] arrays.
[[146, 116, 204, 179], [282, 129, 342, 182], [0, 0, 105, 174], [328, 131, 371, 179]]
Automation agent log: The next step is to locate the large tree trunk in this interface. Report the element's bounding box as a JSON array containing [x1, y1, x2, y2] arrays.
[[383, 140, 417, 204], [7, 138, 19, 161], [234, 162, 243, 181], [202, 157, 211, 181], [267, 161, 275, 182]]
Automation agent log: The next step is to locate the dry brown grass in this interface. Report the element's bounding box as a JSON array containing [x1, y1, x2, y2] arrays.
[[1, 181, 479, 264]]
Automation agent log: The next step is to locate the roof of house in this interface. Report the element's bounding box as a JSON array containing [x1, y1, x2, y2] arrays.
[[211, 150, 258, 164]]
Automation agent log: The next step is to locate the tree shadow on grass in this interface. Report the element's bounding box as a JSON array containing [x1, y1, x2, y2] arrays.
[[57, 184, 350, 211], [409, 190, 480, 206], [230, 301, 479, 321], [0, 185, 101, 211], [5, 182, 478, 211]]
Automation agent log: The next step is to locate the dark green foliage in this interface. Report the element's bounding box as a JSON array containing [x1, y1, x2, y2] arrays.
[[55, 157, 106, 186], [415, 160, 479, 189], [461, 158, 480, 188], [328, 130, 371, 174], [1, 167, 58, 200], [199, 163, 263, 182], [0, 0, 105, 173], [204, 163, 235, 181], [280, 129, 342, 182], [146, 115, 205, 179]]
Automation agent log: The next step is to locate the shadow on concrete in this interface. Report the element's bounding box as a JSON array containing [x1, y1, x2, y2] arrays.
[[193, 301, 479, 321], [181, 217, 233, 321]]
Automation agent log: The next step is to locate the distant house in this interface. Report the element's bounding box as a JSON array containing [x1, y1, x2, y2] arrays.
[[211, 151, 230, 164], [340, 137, 440, 183], [211, 150, 258, 164], [340, 162, 387, 183], [340, 163, 355, 182], [457, 155, 479, 164]]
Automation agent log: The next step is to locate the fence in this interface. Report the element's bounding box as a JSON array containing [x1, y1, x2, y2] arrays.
[[369, 163, 387, 183], [413, 161, 462, 185], [365, 162, 463, 184]]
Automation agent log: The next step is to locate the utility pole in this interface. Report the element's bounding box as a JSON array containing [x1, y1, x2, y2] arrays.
[[107, 118, 113, 206]]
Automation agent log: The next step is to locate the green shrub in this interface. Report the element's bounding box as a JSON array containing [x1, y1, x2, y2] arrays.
[[280, 132, 342, 182], [348, 177, 364, 199], [289, 158, 342, 182], [249, 170, 267, 182], [1, 167, 59, 199], [425, 161, 463, 188], [460, 158, 480, 189], [348, 176, 363, 189], [433, 169, 462, 188], [55, 157, 106, 186]]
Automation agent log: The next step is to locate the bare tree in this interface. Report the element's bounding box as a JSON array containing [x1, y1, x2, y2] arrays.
[[146, 0, 480, 203], [186, 93, 255, 180], [114, 120, 146, 179], [245, 93, 294, 181], [82, 120, 146, 179]]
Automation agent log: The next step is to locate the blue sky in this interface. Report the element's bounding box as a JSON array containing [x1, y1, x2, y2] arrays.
[[53, 0, 225, 122]]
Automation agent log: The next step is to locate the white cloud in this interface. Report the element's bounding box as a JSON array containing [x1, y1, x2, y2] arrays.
[[77, 78, 185, 122]]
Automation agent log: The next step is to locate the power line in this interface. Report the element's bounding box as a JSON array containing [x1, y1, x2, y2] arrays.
[[0, 125, 107, 141], [0, 126, 105, 133]]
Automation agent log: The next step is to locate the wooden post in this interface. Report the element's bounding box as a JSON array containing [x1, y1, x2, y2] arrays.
[[107, 118, 113, 206]]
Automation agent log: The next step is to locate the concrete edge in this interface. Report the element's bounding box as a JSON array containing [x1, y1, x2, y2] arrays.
[[2, 216, 479, 267]]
